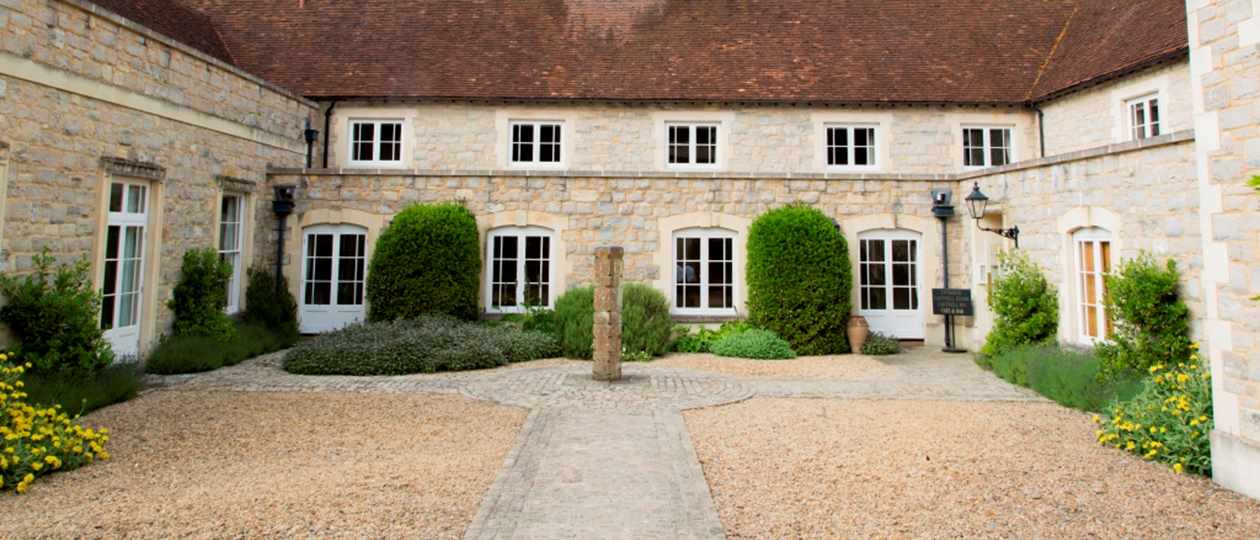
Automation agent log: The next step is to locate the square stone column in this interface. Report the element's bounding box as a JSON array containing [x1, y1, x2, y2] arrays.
[[592, 246, 623, 381]]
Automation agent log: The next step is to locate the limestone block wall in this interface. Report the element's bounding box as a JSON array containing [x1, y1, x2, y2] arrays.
[[324, 102, 1038, 176], [0, 0, 315, 350], [959, 132, 1202, 348], [267, 170, 971, 347], [1186, 0, 1260, 499], [1040, 60, 1194, 156]]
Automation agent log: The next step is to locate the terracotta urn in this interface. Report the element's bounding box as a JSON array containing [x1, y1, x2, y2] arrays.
[[847, 315, 869, 354]]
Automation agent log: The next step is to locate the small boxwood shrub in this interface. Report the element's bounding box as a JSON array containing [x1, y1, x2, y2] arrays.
[[620, 283, 673, 357], [552, 284, 675, 359], [982, 343, 1143, 413], [1096, 254, 1192, 381], [861, 333, 901, 356], [0, 250, 114, 373], [1098, 343, 1212, 475], [979, 250, 1057, 359], [367, 203, 481, 322], [2, 355, 112, 495], [747, 204, 852, 355], [710, 328, 796, 360], [242, 267, 300, 345], [144, 321, 294, 375], [283, 315, 558, 375], [167, 248, 235, 341]]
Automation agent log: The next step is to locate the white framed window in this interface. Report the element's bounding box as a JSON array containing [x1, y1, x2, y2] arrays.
[[825, 125, 878, 170], [672, 228, 736, 315], [101, 181, 149, 357], [509, 121, 563, 166], [963, 127, 1012, 168], [1127, 94, 1161, 140], [486, 226, 554, 313], [1074, 227, 1113, 344], [348, 119, 404, 167], [218, 194, 245, 314], [667, 123, 719, 168]]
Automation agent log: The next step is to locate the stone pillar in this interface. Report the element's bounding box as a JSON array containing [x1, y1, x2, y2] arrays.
[[1186, 0, 1260, 499], [592, 246, 623, 381]]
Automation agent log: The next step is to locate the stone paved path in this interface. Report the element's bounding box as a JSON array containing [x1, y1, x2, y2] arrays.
[[146, 347, 1042, 539]]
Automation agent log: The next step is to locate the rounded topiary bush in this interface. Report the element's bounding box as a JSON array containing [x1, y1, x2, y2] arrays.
[[746, 204, 852, 355], [554, 287, 595, 359], [709, 328, 796, 360], [366, 203, 481, 322], [620, 283, 673, 357]]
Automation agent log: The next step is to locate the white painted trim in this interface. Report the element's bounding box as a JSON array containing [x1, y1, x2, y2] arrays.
[[494, 109, 578, 171], [670, 227, 739, 317], [652, 111, 735, 172], [483, 225, 557, 313], [840, 213, 940, 344], [333, 107, 418, 169], [811, 111, 892, 173], [506, 120, 568, 170], [346, 118, 408, 168], [960, 125, 1016, 170], [0, 51, 305, 154], [1109, 71, 1172, 143], [654, 212, 749, 315]]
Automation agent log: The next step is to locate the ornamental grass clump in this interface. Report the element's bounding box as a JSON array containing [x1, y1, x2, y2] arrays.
[[1, 355, 111, 494], [1096, 342, 1212, 475]]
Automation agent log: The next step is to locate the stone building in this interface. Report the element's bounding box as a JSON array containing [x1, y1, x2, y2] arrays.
[[0, 0, 1255, 496]]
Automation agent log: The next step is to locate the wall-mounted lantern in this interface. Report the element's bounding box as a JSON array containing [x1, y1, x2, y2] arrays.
[[965, 182, 1020, 249], [272, 185, 297, 292], [303, 119, 320, 169]]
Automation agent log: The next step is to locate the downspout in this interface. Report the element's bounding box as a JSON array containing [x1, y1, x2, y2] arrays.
[[321, 100, 338, 168], [1034, 103, 1046, 158]]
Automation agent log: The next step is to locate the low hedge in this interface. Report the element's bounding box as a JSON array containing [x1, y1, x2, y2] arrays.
[[144, 321, 297, 375], [709, 328, 796, 360], [282, 315, 560, 375], [22, 362, 142, 416], [979, 343, 1142, 413]]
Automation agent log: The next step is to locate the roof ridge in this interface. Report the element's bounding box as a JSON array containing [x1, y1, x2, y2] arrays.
[[1026, 1, 1080, 102]]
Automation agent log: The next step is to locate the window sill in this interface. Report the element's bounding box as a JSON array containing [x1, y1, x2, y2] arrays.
[[346, 162, 407, 169]]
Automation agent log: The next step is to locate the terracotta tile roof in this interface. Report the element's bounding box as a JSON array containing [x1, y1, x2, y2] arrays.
[[100, 0, 1188, 104], [88, 0, 235, 64], [1027, 0, 1189, 101]]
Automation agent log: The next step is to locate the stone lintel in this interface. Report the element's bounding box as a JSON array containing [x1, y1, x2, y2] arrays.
[[216, 175, 260, 193], [100, 156, 166, 182]]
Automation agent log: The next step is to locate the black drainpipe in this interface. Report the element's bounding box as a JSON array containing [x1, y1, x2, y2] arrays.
[[321, 100, 338, 168], [272, 185, 296, 293], [1033, 103, 1046, 158]]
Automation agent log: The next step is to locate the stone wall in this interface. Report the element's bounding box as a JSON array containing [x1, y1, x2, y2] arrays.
[[1186, 0, 1260, 499], [324, 102, 1038, 176], [1039, 60, 1194, 156], [0, 0, 315, 350]]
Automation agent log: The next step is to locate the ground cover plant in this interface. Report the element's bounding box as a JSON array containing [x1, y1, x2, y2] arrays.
[[367, 203, 481, 322], [144, 320, 295, 375], [982, 343, 1142, 413], [1096, 254, 1192, 381], [672, 321, 752, 353], [0, 250, 113, 373], [1, 355, 112, 494], [709, 328, 796, 360], [552, 284, 674, 360], [746, 205, 852, 355], [978, 250, 1057, 359], [283, 315, 559, 375], [1096, 342, 1212, 475], [861, 333, 901, 356]]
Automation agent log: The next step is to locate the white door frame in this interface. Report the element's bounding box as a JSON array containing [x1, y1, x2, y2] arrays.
[[1073, 227, 1113, 345], [299, 224, 368, 333], [102, 181, 149, 358], [857, 229, 925, 339]]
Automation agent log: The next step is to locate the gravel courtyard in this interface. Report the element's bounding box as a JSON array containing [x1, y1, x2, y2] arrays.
[[686, 399, 1260, 539], [0, 391, 526, 539]]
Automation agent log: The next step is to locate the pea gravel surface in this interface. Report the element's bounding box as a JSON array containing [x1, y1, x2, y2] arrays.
[[685, 398, 1260, 539], [653, 353, 899, 380], [0, 391, 527, 539]]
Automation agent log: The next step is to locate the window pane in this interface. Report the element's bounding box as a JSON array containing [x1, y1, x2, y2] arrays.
[[893, 287, 911, 310], [697, 126, 714, 145], [868, 263, 886, 286], [684, 261, 701, 284], [854, 128, 869, 146], [122, 226, 142, 259], [313, 256, 332, 281], [854, 147, 869, 166], [696, 144, 712, 164], [670, 126, 689, 144], [867, 240, 886, 262], [127, 185, 146, 213], [541, 124, 560, 144], [109, 183, 124, 212], [683, 285, 701, 308], [868, 287, 886, 310], [526, 236, 542, 259], [103, 260, 118, 296], [100, 294, 115, 330], [501, 236, 518, 259], [684, 237, 700, 260], [316, 234, 333, 257]]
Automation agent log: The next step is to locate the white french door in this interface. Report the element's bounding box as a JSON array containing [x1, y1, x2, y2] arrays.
[[299, 225, 367, 333], [858, 231, 924, 339], [101, 182, 149, 357], [1074, 228, 1113, 344]]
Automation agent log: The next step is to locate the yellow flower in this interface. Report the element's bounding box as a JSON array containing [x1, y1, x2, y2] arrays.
[[1126, 441, 1136, 450], [1174, 463, 1184, 474], [1092, 414, 1101, 424]]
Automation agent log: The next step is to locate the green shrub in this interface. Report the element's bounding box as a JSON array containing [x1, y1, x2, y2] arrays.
[[1096, 254, 1192, 381], [979, 250, 1058, 359], [671, 321, 752, 354], [622, 349, 653, 363], [168, 248, 235, 341], [367, 203, 480, 322], [553, 284, 680, 359], [982, 343, 1142, 412], [747, 204, 852, 355], [22, 362, 141, 416], [0, 250, 114, 373], [861, 333, 901, 356], [1098, 343, 1212, 475], [282, 315, 554, 375], [620, 283, 673, 357], [242, 267, 299, 345], [517, 305, 559, 336], [554, 287, 595, 359], [710, 328, 797, 360], [145, 321, 293, 375]]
